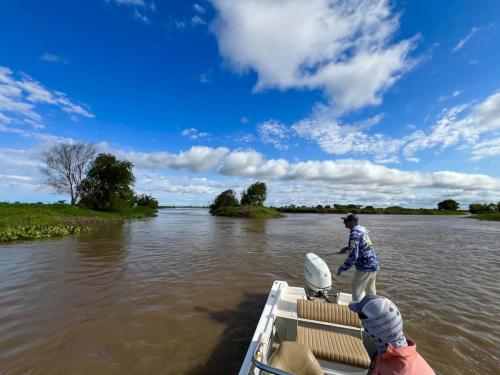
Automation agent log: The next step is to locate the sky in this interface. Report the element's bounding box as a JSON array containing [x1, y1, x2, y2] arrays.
[[1, 0, 500, 208]]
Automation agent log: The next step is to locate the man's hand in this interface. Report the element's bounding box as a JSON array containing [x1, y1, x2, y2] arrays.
[[336, 267, 344, 277], [337, 246, 348, 254]]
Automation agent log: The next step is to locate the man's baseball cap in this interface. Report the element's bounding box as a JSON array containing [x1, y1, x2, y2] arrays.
[[341, 213, 359, 222], [348, 295, 407, 354], [348, 294, 390, 316]]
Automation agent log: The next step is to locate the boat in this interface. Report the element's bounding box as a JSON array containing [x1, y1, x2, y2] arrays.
[[239, 253, 377, 375]]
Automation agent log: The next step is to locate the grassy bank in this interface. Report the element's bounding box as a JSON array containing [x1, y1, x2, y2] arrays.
[[211, 205, 283, 218], [471, 212, 500, 221], [0, 202, 157, 242]]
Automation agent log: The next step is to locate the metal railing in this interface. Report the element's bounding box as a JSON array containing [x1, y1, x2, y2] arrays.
[[250, 334, 294, 375]]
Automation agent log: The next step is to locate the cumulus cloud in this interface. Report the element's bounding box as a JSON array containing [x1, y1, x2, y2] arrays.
[[210, 0, 417, 113], [258, 120, 290, 150], [116, 146, 230, 172], [114, 145, 500, 193], [0, 66, 94, 130], [3, 140, 500, 206]]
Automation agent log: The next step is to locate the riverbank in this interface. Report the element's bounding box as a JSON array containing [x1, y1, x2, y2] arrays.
[[0, 202, 157, 242], [210, 205, 283, 218], [471, 212, 500, 221]]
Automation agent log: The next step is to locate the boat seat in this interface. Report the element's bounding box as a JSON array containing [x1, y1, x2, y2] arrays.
[[297, 300, 362, 328], [269, 341, 323, 375], [297, 326, 371, 369]]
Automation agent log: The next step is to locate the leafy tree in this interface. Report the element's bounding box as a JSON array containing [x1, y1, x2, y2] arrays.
[[79, 153, 135, 211], [209, 189, 239, 213], [40, 142, 96, 205], [469, 203, 485, 214], [241, 182, 267, 205], [135, 194, 159, 209], [437, 199, 459, 211]]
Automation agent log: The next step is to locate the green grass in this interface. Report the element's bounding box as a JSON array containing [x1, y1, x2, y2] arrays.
[[471, 212, 500, 221], [211, 205, 283, 218], [0, 202, 157, 242]]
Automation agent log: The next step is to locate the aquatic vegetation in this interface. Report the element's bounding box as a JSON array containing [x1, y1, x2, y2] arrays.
[[0, 224, 91, 241]]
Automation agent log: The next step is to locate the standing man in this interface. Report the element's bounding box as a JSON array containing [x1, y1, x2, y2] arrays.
[[337, 213, 379, 301]]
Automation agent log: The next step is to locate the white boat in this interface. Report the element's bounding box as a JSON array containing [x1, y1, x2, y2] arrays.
[[239, 253, 377, 375]]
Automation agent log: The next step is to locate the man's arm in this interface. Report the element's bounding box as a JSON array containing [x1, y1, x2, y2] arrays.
[[338, 233, 360, 272], [337, 246, 349, 254]]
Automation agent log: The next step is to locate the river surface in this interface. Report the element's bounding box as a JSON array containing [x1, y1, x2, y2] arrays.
[[0, 209, 499, 374]]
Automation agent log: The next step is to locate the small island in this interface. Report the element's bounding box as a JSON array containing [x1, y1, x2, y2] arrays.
[[209, 182, 283, 219]]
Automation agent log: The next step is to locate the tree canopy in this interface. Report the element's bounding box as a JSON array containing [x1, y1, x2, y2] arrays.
[[40, 142, 96, 205], [209, 189, 238, 213], [135, 194, 159, 209], [79, 153, 135, 211], [437, 199, 459, 211], [241, 182, 267, 206]]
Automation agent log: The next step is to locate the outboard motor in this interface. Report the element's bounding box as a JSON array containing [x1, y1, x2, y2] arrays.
[[304, 253, 333, 302]]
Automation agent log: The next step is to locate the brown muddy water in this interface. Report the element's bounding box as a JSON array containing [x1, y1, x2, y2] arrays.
[[0, 209, 499, 374]]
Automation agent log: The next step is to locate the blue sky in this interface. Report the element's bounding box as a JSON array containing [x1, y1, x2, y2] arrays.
[[1, 0, 499, 207]]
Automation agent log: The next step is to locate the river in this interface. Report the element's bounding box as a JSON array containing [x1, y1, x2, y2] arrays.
[[0, 209, 498, 374]]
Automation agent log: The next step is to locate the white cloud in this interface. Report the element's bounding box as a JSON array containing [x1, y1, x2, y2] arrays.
[[438, 90, 462, 102], [116, 146, 230, 172], [111, 0, 145, 6], [181, 127, 211, 140], [452, 27, 478, 53], [134, 9, 149, 24], [193, 3, 206, 13], [210, 0, 417, 113], [258, 120, 290, 150], [0, 66, 94, 130], [199, 71, 212, 84], [192, 15, 206, 26], [115, 145, 500, 193], [292, 110, 400, 162], [3, 140, 500, 206], [403, 92, 500, 159], [470, 137, 500, 161], [41, 53, 67, 64]]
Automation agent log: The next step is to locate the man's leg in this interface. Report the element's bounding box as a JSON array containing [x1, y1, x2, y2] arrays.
[[365, 271, 377, 295], [351, 270, 371, 301]]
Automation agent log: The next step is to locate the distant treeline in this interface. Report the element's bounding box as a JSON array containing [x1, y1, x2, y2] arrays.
[[275, 204, 462, 215], [159, 205, 208, 209]]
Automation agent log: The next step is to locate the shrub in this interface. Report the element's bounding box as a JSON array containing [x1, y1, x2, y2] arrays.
[[135, 194, 159, 209]]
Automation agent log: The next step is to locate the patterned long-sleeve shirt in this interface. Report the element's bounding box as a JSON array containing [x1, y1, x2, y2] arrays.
[[339, 225, 379, 272]]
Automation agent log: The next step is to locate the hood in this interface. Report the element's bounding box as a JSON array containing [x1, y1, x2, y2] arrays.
[[353, 225, 369, 234]]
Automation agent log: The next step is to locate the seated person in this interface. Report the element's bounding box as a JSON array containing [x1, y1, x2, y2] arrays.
[[349, 295, 436, 375]]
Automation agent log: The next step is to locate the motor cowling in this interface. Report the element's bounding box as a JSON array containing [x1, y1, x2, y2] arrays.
[[304, 253, 332, 298]]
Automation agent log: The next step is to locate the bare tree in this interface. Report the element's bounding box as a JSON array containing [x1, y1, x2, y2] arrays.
[[40, 142, 96, 205]]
